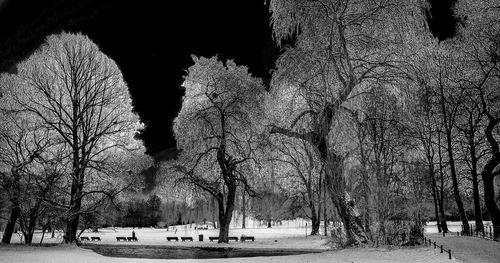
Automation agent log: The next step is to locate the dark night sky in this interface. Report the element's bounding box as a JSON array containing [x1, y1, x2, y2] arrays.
[[0, 0, 455, 156]]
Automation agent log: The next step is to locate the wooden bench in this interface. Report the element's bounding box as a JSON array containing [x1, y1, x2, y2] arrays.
[[116, 236, 127, 241], [127, 236, 138, 241], [80, 236, 90, 241], [181, 237, 193, 242], [91, 237, 101, 241], [229, 236, 239, 241], [166, 237, 178, 242], [240, 236, 255, 242], [209, 236, 219, 242]]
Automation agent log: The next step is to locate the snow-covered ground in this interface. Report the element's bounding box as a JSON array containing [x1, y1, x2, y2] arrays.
[[424, 221, 493, 234], [0, 222, 465, 263], [425, 233, 500, 263], [0, 244, 460, 263]]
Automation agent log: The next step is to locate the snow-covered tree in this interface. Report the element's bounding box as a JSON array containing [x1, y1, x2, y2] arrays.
[[171, 56, 267, 242], [267, 0, 428, 245], [1, 32, 145, 243]]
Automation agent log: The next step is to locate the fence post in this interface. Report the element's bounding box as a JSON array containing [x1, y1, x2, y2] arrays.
[[457, 231, 459, 236], [490, 226, 493, 239], [434, 241, 436, 249], [449, 250, 452, 259], [440, 245, 443, 253]]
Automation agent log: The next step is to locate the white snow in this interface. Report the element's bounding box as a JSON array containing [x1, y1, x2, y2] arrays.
[[0, 222, 465, 263], [425, 233, 500, 263]]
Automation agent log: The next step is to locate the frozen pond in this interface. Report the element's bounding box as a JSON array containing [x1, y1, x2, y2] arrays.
[[82, 244, 323, 259]]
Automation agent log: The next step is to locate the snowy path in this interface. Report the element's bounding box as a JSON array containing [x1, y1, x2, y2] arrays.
[[425, 233, 500, 263]]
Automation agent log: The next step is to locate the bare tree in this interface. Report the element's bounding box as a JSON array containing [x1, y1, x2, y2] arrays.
[[455, 0, 500, 239], [0, 84, 55, 244], [272, 136, 324, 235], [410, 43, 472, 234], [4, 32, 143, 243], [455, 89, 487, 232]]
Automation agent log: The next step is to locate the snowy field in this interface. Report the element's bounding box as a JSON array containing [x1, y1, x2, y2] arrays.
[[424, 221, 493, 234], [0, 220, 468, 263]]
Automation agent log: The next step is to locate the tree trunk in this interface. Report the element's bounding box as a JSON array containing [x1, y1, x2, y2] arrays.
[[483, 173, 500, 240], [323, 176, 328, 236], [242, 190, 246, 229], [324, 151, 367, 246], [481, 117, 500, 240], [1, 206, 20, 244], [437, 133, 449, 233], [311, 211, 320, 235], [40, 226, 47, 246], [23, 213, 38, 245], [469, 139, 484, 232], [65, 182, 83, 243], [212, 197, 218, 229], [217, 184, 236, 243], [445, 134, 470, 234], [429, 163, 442, 232]]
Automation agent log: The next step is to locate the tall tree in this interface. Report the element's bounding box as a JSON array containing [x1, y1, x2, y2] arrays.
[[267, 0, 427, 245], [455, 89, 486, 232], [409, 41, 471, 234], [455, 0, 500, 240], [171, 56, 267, 243], [3, 32, 143, 243], [272, 136, 324, 235], [0, 76, 59, 244]]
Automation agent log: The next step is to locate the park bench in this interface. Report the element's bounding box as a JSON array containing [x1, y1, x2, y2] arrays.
[[166, 237, 179, 241], [116, 236, 127, 241], [91, 237, 101, 241], [209, 236, 219, 242], [80, 236, 90, 241], [228, 236, 239, 241], [127, 237, 138, 241], [240, 236, 255, 242], [181, 237, 193, 242]]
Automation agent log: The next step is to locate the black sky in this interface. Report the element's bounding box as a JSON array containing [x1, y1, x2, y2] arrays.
[[0, 0, 455, 156]]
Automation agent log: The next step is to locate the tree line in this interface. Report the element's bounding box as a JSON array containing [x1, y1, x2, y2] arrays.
[[164, 0, 500, 245]]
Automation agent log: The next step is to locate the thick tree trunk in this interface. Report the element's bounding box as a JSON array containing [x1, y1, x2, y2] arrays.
[[481, 117, 500, 240], [472, 169, 484, 232], [65, 163, 84, 243], [65, 184, 83, 243], [217, 180, 236, 243], [1, 206, 20, 244], [324, 151, 367, 246], [311, 211, 320, 235]]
